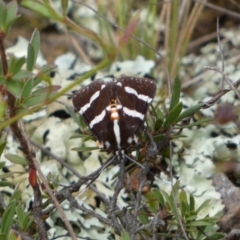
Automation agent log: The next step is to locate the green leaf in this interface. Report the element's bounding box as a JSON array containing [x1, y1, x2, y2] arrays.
[[21, 78, 34, 98], [72, 146, 98, 152], [0, 102, 5, 120], [32, 77, 42, 88], [185, 214, 197, 221], [12, 70, 33, 81], [61, 0, 68, 16], [6, 80, 22, 97], [66, 105, 82, 127], [203, 233, 225, 240], [172, 180, 180, 197], [121, 231, 131, 240], [6, 1, 18, 24], [0, 5, 7, 30], [175, 118, 211, 129], [0, 200, 16, 235], [37, 64, 57, 75], [21, 0, 62, 21], [8, 56, 26, 75], [30, 29, 40, 66], [0, 141, 6, 157], [138, 212, 149, 224], [179, 190, 188, 217], [0, 181, 14, 187], [185, 220, 214, 227], [32, 85, 60, 95], [22, 92, 57, 108], [161, 190, 174, 210], [21, 0, 53, 19], [0, 76, 6, 84], [16, 204, 24, 227], [177, 103, 203, 122], [170, 76, 181, 110], [189, 194, 195, 212], [163, 102, 183, 128], [0, 1, 6, 27], [69, 133, 92, 139], [146, 192, 158, 213], [26, 43, 35, 71], [10, 189, 22, 202], [22, 212, 33, 231], [155, 117, 164, 131], [7, 230, 17, 240], [0, 234, 6, 240], [4, 154, 27, 165], [0, 161, 5, 169], [152, 189, 165, 206]]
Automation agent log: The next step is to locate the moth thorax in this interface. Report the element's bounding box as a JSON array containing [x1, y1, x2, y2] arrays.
[[107, 98, 121, 121]]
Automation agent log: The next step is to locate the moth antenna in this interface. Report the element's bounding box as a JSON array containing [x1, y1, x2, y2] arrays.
[[124, 154, 171, 183], [85, 155, 118, 189], [98, 154, 118, 175], [124, 154, 146, 169]]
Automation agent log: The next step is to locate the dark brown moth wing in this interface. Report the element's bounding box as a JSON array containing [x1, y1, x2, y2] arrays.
[[115, 76, 156, 135], [72, 80, 111, 140]]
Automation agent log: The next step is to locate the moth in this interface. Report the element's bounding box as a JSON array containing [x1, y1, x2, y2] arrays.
[[72, 76, 156, 159]]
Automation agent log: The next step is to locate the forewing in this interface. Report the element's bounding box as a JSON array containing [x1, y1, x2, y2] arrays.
[[72, 81, 111, 140], [115, 76, 156, 134]]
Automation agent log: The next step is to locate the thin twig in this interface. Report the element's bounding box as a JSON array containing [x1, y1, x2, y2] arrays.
[[32, 156, 78, 240]]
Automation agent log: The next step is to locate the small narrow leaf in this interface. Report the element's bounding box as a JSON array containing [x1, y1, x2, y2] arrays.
[[163, 102, 183, 128], [189, 194, 195, 212], [9, 189, 22, 202], [1, 200, 16, 234], [69, 133, 92, 139], [21, 78, 34, 98], [0, 141, 6, 157], [61, 0, 68, 16], [0, 76, 6, 84], [37, 64, 57, 75], [6, 1, 18, 26], [139, 212, 149, 224], [8, 56, 26, 74], [6, 80, 22, 97], [66, 105, 81, 127], [16, 204, 24, 227], [32, 85, 61, 95], [0, 181, 14, 187], [185, 220, 214, 227], [21, 1, 55, 19], [177, 103, 203, 122], [22, 212, 33, 231], [7, 230, 17, 240], [23, 92, 57, 108], [30, 29, 40, 66], [170, 76, 181, 110], [152, 189, 165, 206], [26, 43, 35, 71], [0, 161, 5, 169], [119, 11, 140, 50], [121, 231, 131, 240], [12, 70, 33, 81], [71, 146, 98, 152], [4, 154, 27, 165]]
